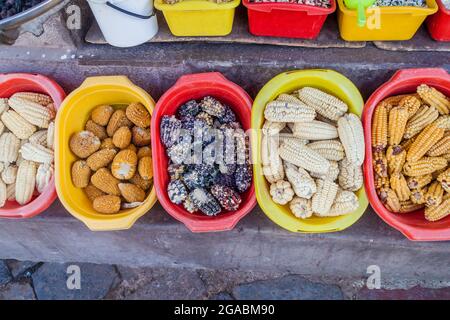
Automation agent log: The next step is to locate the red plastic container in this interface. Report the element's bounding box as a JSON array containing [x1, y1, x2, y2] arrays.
[[0, 73, 66, 219], [242, 0, 336, 39], [427, 0, 450, 41], [363, 68, 450, 241], [152, 72, 256, 232]]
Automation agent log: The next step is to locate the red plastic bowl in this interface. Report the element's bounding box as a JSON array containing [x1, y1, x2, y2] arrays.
[[363, 68, 450, 241], [427, 0, 450, 41], [242, 0, 336, 39], [0, 73, 66, 219], [152, 72, 256, 232]]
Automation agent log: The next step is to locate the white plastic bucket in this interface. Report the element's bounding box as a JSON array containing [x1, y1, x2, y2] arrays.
[[87, 0, 158, 47]]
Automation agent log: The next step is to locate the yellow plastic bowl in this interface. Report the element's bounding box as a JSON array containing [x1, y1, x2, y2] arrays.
[[154, 0, 240, 36], [252, 69, 369, 233], [55, 76, 157, 231], [337, 0, 438, 41]]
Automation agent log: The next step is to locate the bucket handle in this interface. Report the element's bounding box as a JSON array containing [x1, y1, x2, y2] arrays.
[[106, 1, 155, 19]]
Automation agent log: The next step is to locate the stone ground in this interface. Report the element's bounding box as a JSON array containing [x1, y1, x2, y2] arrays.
[[1, 259, 450, 300]]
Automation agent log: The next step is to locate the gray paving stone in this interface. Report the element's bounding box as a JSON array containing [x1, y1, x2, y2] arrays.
[[6, 260, 39, 278], [209, 292, 234, 300], [232, 275, 344, 300], [0, 260, 12, 286], [356, 286, 450, 300], [32, 262, 117, 300], [0, 282, 35, 300]]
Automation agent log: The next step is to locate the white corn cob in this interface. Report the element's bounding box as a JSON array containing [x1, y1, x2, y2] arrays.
[[307, 140, 345, 161], [338, 157, 363, 192], [0, 98, 9, 114], [309, 160, 340, 181], [15, 160, 37, 205], [264, 101, 316, 123], [276, 93, 304, 105], [278, 133, 308, 146], [29, 130, 48, 146], [297, 87, 348, 121], [47, 122, 55, 150], [36, 163, 53, 194], [290, 197, 313, 219], [292, 120, 338, 140], [11, 92, 53, 106], [261, 134, 284, 183], [0, 162, 4, 174], [0, 121, 4, 137], [1, 110, 36, 139], [0, 179, 6, 208], [337, 113, 365, 166], [284, 162, 317, 199], [6, 183, 15, 201], [1, 165, 17, 185], [280, 140, 330, 174], [312, 179, 339, 216], [0, 133, 20, 164], [262, 121, 286, 136], [8, 96, 54, 128], [328, 190, 359, 217], [20, 142, 54, 164]]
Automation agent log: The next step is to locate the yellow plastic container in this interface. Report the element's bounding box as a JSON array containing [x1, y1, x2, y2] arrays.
[[154, 0, 240, 36], [252, 69, 369, 234], [337, 0, 438, 41], [55, 76, 157, 231]]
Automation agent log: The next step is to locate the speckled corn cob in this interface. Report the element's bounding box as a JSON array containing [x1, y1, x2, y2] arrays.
[[404, 105, 439, 139], [200, 96, 226, 118], [424, 198, 450, 222], [328, 190, 359, 217], [190, 188, 221, 216], [8, 96, 53, 128], [388, 106, 409, 146], [437, 169, 450, 193], [427, 136, 450, 157], [338, 158, 363, 192], [425, 181, 444, 207], [264, 101, 316, 123], [407, 174, 432, 190], [1, 110, 36, 139], [390, 173, 411, 202], [399, 96, 421, 119], [372, 104, 388, 152], [279, 140, 330, 175], [307, 140, 345, 161], [290, 197, 313, 219], [20, 142, 54, 164], [292, 120, 338, 140], [403, 157, 447, 176], [407, 123, 445, 162], [378, 187, 401, 212], [386, 145, 406, 175], [284, 163, 316, 199], [0, 132, 20, 164], [297, 87, 348, 121], [399, 200, 424, 213], [410, 188, 427, 205], [373, 151, 388, 178], [15, 160, 37, 205], [261, 134, 284, 183], [338, 113, 365, 166], [417, 84, 449, 115], [11, 92, 52, 106], [312, 179, 339, 216], [262, 121, 286, 136]]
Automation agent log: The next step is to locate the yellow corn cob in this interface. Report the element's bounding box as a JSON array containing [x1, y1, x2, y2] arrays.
[[417, 84, 449, 115], [374, 174, 390, 189], [338, 113, 365, 166], [15, 160, 37, 205], [296, 87, 348, 121], [427, 136, 450, 157], [386, 145, 406, 175], [261, 134, 284, 184], [278, 133, 308, 146], [372, 104, 388, 152], [309, 160, 339, 181], [1, 110, 36, 139], [378, 187, 401, 212], [399, 96, 422, 119], [443, 152, 450, 161], [293, 120, 338, 140], [0, 132, 20, 164], [307, 140, 345, 161], [403, 157, 447, 176], [390, 173, 411, 202], [0, 98, 9, 114], [312, 179, 339, 216], [373, 151, 388, 178], [444, 192, 450, 201], [262, 121, 286, 136], [284, 162, 316, 199], [1, 165, 17, 185], [11, 92, 52, 106], [0, 179, 6, 208], [401, 136, 417, 152], [8, 96, 54, 128], [276, 93, 303, 105], [425, 198, 450, 222], [264, 101, 316, 123], [437, 168, 450, 193], [279, 140, 330, 175], [407, 123, 445, 162], [36, 163, 53, 194], [338, 157, 363, 192], [404, 105, 439, 139], [290, 197, 313, 219], [47, 122, 55, 150], [381, 94, 421, 108], [29, 130, 47, 146], [410, 187, 427, 205], [20, 142, 54, 164], [328, 190, 359, 217], [399, 200, 424, 213], [425, 181, 444, 207], [388, 106, 409, 146], [407, 174, 432, 190]]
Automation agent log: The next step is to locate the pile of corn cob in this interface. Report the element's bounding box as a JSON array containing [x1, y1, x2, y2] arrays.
[[0, 92, 55, 207], [372, 84, 450, 221], [262, 87, 364, 219]]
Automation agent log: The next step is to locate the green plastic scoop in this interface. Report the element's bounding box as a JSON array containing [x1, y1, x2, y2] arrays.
[[344, 0, 376, 27]]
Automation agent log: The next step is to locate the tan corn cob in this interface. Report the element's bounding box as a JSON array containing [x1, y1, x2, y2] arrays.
[[386, 145, 406, 175], [427, 136, 450, 157], [47, 122, 55, 150], [435, 115, 450, 130], [437, 169, 450, 192], [36, 163, 53, 194], [337, 113, 365, 166], [432, 167, 447, 180], [290, 197, 313, 219], [262, 121, 285, 136], [0, 179, 6, 208], [378, 187, 401, 212], [444, 192, 450, 201], [276, 93, 303, 105], [403, 157, 447, 176], [284, 163, 316, 199], [328, 190, 359, 217], [410, 187, 427, 205], [11, 92, 52, 106], [0, 133, 20, 164], [29, 130, 47, 146], [425, 198, 450, 222], [372, 104, 388, 152], [374, 174, 390, 189], [292, 120, 338, 140], [312, 179, 339, 216], [373, 151, 389, 178], [20, 143, 54, 164], [261, 134, 284, 184], [399, 200, 424, 213], [310, 160, 340, 181], [278, 133, 308, 146], [443, 152, 450, 161], [401, 135, 417, 152], [417, 84, 449, 115], [338, 157, 363, 192], [296, 87, 348, 121], [279, 140, 330, 175], [390, 173, 411, 202], [1, 165, 17, 185], [425, 181, 444, 207], [15, 160, 37, 205], [1, 110, 36, 139], [407, 174, 433, 190], [388, 106, 409, 146], [404, 105, 439, 139], [264, 101, 315, 123], [307, 140, 345, 161], [399, 96, 421, 119], [407, 123, 445, 162], [8, 96, 53, 128], [0, 98, 9, 114]]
